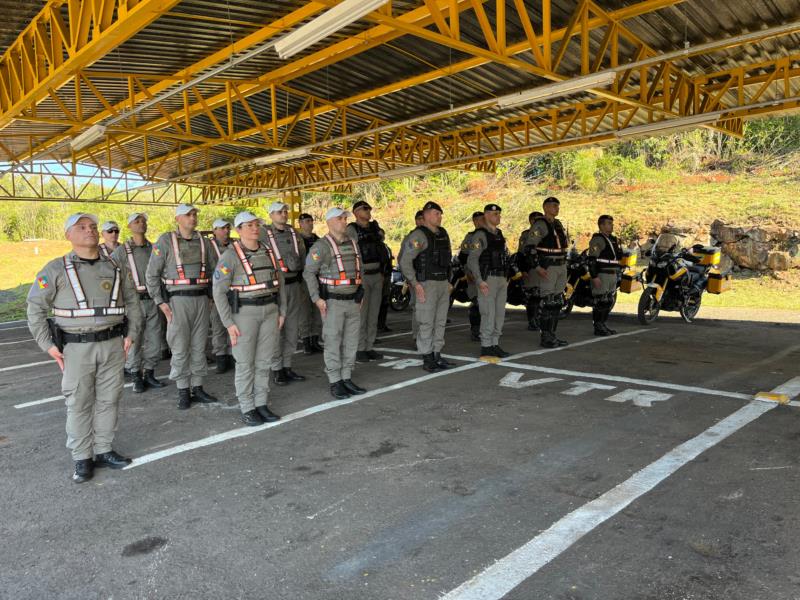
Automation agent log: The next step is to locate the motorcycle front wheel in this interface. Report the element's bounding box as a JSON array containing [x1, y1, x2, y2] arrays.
[[390, 287, 410, 311], [680, 294, 702, 323], [637, 288, 660, 325]]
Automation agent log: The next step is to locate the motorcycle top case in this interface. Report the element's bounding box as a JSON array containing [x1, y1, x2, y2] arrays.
[[618, 250, 637, 268], [706, 268, 732, 294], [690, 246, 721, 266], [619, 269, 642, 293]]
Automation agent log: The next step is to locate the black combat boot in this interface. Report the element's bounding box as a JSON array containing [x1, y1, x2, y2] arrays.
[[303, 337, 314, 355], [434, 352, 453, 368], [72, 459, 94, 483], [256, 405, 281, 422], [330, 381, 350, 399], [94, 450, 132, 469], [480, 346, 495, 357], [366, 350, 383, 360], [310, 335, 324, 352], [526, 297, 541, 331], [492, 345, 511, 358], [377, 298, 390, 332], [343, 379, 366, 395], [191, 386, 218, 403], [123, 368, 133, 381], [550, 313, 569, 347], [356, 350, 371, 363], [132, 371, 145, 394], [271, 369, 288, 386], [422, 353, 441, 372], [177, 387, 192, 410], [539, 312, 558, 348], [215, 354, 229, 374], [283, 368, 305, 382], [241, 410, 264, 427], [143, 369, 165, 388]]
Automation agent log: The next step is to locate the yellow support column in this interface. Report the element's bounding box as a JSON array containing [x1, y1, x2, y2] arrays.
[[282, 190, 302, 227]]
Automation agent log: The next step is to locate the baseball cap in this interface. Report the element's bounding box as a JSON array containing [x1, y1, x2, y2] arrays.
[[127, 212, 147, 225], [353, 200, 372, 212], [175, 203, 198, 216], [483, 203, 501, 212], [212, 218, 231, 229], [422, 201, 443, 213], [64, 213, 98, 233], [325, 207, 351, 220], [101, 220, 120, 232], [233, 211, 260, 228], [268, 201, 289, 213]]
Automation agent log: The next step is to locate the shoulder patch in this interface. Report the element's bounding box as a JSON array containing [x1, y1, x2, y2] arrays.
[[152, 246, 161, 256], [410, 238, 422, 249], [37, 275, 49, 289], [311, 250, 321, 262]]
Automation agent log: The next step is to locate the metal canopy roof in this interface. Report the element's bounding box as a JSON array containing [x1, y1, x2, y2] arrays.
[[1, 0, 799, 206]]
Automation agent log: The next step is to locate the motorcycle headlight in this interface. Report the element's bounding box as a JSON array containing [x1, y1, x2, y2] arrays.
[[656, 260, 668, 269]]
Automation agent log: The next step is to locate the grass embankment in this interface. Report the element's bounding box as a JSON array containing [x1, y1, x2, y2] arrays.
[[0, 240, 70, 321]]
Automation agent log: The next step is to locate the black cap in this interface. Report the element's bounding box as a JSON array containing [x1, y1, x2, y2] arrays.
[[414, 210, 424, 219], [484, 203, 501, 212], [353, 200, 372, 212], [529, 210, 543, 220], [543, 196, 560, 205], [471, 211, 484, 219], [422, 201, 443, 213], [298, 212, 313, 221]]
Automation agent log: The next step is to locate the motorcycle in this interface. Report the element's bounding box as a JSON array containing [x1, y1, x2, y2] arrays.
[[389, 266, 410, 311], [559, 246, 638, 319], [637, 235, 730, 325]]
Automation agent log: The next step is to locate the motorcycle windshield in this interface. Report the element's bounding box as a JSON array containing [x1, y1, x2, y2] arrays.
[[653, 233, 685, 255]]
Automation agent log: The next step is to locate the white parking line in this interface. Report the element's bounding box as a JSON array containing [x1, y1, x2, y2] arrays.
[[0, 338, 34, 346], [14, 382, 136, 408], [439, 377, 799, 600], [0, 360, 52, 373], [0, 324, 29, 331]]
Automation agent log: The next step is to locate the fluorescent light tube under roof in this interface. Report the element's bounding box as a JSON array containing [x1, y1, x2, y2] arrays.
[[497, 71, 617, 109], [70, 124, 107, 152], [379, 164, 428, 179], [274, 0, 389, 60], [252, 148, 311, 166], [616, 113, 719, 138]]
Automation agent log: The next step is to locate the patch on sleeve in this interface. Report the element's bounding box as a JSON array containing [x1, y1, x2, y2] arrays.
[[152, 246, 161, 256], [311, 250, 321, 262], [409, 238, 422, 249], [471, 241, 482, 249], [219, 264, 230, 275], [36, 275, 49, 289]]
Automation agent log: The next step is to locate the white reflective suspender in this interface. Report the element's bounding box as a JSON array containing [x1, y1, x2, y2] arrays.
[[229, 241, 280, 292], [210, 238, 225, 259], [53, 257, 126, 318], [319, 235, 362, 286], [124, 241, 147, 292], [99, 243, 111, 259], [595, 235, 620, 266], [264, 226, 300, 273], [163, 232, 209, 285]]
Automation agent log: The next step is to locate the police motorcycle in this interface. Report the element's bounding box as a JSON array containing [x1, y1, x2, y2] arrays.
[[560, 244, 639, 318], [637, 233, 731, 325], [388, 266, 410, 311]]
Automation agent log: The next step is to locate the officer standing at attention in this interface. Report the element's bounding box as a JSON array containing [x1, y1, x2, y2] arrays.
[[303, 207, 366, 400], [587, 214, 622, 336], [112, 212, 166, 394], [297, 212, 324, 355], [519, 210, 544, 331], [260, 202, 306, 386], [27, 213, 142, 483], [213, 212, 285, 426], [209, 218, 233, 374], [397, 209, 424, 340], [99, 221, 120, 258], [398, 201, 453, 372], [146, 204, 219, 409], [347, 200, 387, 363], [458, 211, 485, 342], [522, 197, 569, 348], [467, 204, 511, 358]]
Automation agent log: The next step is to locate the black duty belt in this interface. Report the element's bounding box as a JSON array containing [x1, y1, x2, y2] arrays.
[[485, 269, 506, 277], [422, 274, 449, 281], [599, 267, 620, 274], [62, 324, 126, 344], [169, 289, 208, 297], [284, 273, 302, 285], [364, 267, 382, 275], [327, 292, 358, 301], [239, 294, 278, 306]]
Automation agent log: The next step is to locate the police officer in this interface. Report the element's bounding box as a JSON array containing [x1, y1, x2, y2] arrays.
[[397, 209, 424, 340], [467, 203, 511, 358], [376, 241, 394, 334], [303, 207, 366, 400], [519, 211, 544, 331], [587, 214, 622, 336], [99, 220, 120, 258], [209, 218, 233, 373], [522, 197, 569, 348], [27, 213, 142, 483], [347, 200, 387, 362], [212, 212, 285, 426], [458, 211, 485, 342], [112, 212, 166, 394], [398, 201, 452, 372], [261, 201, 306, 386], [297, 212, 324, 355], [146, 204, 219, 409]]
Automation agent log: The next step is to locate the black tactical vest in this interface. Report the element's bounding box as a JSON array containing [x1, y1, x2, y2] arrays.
[[301, 233, 319, 252], [534, 217, 568, 251], [592, 233, 622, 262], [353, 221, 383, 264], [478, 227, 508, 275], [413, 226, 452, 281]]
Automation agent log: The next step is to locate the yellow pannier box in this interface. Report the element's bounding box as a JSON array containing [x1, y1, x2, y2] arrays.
[[619, 270, 642, 293], [691, 246, 721, 266], [618, 250, 637, 268], [706, 269, 732, 294]]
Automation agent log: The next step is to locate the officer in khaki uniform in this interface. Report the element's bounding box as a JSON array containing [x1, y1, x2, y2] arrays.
[[260, 201, 306, 386], [27, 213, 142, 483], [397, 210, 425, 340], [146, 204, 219, 409], [213, 212, 285, 426], [467, 203, 511, 358], [458, 211, 485, 342], [112, 212, 166, 394], [347, 200, 387, 362], [297, 212, 324, 355], [398, 201, 453, 373], [587, 214, 623, 336], [209, 218, 233, 373], [99, 220, 120, 259], [522, 197, 569, 348], [519, 210, 544, 331], [304, 207, 367, 400]]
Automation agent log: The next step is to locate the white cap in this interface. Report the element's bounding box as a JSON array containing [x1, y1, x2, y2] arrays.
[[64, 213, 98, 233], [325, 207, 351, 221], [234, 211, 261, 228], [175, 203, 198, 216], [100, 220, 119, 232], [127, 212, 147, 225], [212, 218, 231, 230], [268, 201, 289, 213]]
